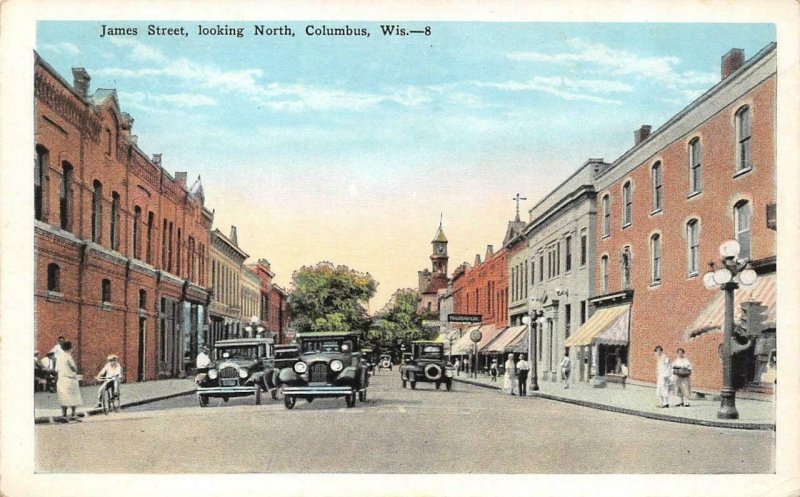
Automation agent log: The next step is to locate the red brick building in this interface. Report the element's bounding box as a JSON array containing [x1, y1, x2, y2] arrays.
[[248, 259, 290, 344], [34, 54, 212, 382], [417, 221, 450, 316], [592, 45, 777, 392]]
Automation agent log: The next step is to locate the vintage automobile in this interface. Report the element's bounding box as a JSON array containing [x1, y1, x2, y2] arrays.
[[399, 341, 454, 391], [377, 353, 393, 372], [195, 337, 277, 407], [276, 331, 369, 409]]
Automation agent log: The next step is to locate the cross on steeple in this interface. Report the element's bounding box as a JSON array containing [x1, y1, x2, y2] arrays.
[[513, 193, 527, 222]]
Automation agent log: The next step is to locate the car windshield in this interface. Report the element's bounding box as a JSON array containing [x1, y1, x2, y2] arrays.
[[275, 348, 299, 359], [302, 340, 343, 354], [214, 345, 263, 360], [419, 345, 443, 360]]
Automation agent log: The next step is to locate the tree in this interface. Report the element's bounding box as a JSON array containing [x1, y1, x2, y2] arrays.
[[287, 262, 377, 335], [367, 288, 435, 353]]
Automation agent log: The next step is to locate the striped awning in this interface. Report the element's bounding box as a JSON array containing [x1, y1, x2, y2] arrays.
[[685, 273, 776, 340], [482, 325, 527, 354], [474, 325, 505, 351], [594, 306, 630, 346], [505, 329, 529, 353], [451, 326, 481, 355], [564, 305, 630, 347]]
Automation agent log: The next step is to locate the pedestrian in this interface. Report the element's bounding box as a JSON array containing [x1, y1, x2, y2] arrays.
[[517, 354, 530, 396], [671, 348, 692, 407], [49, 335, 66, 370], [56, 341, 83, 422], [34, 351, 46, 391], [560, 351, 572, 389], [654, 345, 672, 408], [94, 354, 123, 408], [454, 358, 461, 377], [489, 359, 498, 382], [196, 346, 212, 369], [503, 353, 516, 395]]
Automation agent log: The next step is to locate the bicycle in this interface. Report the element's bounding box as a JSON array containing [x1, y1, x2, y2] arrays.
[[97, 376, 121, 414]]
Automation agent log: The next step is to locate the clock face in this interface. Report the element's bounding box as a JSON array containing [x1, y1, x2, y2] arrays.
[[436, 245, 445, 254]]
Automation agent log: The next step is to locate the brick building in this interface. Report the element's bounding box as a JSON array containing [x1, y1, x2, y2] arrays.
[[208, 226, 247, 344], [248, 259, 290, 344], [587, 44, 777, 392], [417, 220, 450, 316], [34, 54, 212, 382]]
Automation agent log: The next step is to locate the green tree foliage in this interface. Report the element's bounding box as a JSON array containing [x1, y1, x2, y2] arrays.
[[367, 288, 434, 352], [287, 262, 377, 335]]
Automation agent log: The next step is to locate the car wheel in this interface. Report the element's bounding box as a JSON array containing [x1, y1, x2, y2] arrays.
[[255, 388, 262, 405], [359, 389, 367, 402], [223, 397, 229, 403], [401, 379, 407, 388], [198, 394, 209, 407], [271, 389, 278, 400], [345, 393, 356, 408], [410, 381, 416, 390], [436, 381, 441, 390], [446, 380, 453, 391], [284, 395, 296, 410]]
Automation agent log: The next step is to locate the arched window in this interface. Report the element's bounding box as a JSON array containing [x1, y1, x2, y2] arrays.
[[602, 195, 611, 237], [139, 289, 147, 309], [687, 219, 700, 276], [91, 180, 103, 243], [110, 192, 120, 250], [601, 255, 609, 293], [622, 181, 632, 227], [689, 138, 702, 194], [47, 263, 60, 292], [651, 161, 663, 212], [176, 228, 182, 277], [60, 162, 73, 231], [133, 206, 142, 259], [736, 106, 752, 172], [146, 212, 154, 263], [734, 200, 752, 260], [621, 247, 631, 289], [35, 145, 49, 221], [101, 278, 111, 303], [650, 234, 662, 284]]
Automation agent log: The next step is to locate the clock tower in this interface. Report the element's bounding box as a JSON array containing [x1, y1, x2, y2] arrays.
[[430, 219, 448, 276], [417, 217, 451, 316]]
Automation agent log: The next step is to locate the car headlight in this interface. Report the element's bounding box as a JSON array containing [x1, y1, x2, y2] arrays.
[[330, 360, 343, 372], [208, 369, 218, 380], [294, 362, 307, 374], [238, 368, 249, 379]]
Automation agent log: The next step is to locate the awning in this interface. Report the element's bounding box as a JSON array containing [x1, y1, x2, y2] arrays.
[[505, 329, 529, 353], [684, 273, 776, 340], [482, 325, 527, 354], [564, 305, 630, 347], [451, 326, 480, 355], [474, 325, 505, 352], [594, 307, 630, 346]]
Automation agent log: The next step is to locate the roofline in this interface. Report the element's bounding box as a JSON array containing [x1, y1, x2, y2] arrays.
[[211, 228, 249, 259], [525, 183, 596, 237], [528, 158, 604, 215]]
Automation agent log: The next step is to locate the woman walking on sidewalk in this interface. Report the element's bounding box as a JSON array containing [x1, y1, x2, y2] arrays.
[[654, 345, 672, 408], [56, 341, 83, 422], [672, 348, 692, 406], [503, 353, 516, 395]]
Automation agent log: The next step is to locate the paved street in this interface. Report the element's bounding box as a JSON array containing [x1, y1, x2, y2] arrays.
[[35, 372, 773, 473]]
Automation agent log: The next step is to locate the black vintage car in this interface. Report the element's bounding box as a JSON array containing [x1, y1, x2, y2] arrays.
[[377, 353, 393, 372], [276, 331, 369, 409], [195, 338, 277, 406], [399, 341, 454, 390]]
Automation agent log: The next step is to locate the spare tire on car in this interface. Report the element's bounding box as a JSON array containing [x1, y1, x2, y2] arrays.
[[424, 363, 443, 381]]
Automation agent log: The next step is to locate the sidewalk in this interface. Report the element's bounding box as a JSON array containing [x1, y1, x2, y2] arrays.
[[34, 378, 196, 424], [454, 373, 775, 430]]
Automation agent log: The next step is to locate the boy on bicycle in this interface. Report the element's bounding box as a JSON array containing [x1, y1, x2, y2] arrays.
[[95, 354, 123, 408]]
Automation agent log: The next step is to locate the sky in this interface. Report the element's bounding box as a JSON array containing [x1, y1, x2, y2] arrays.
[[37, 21, 776, 311]]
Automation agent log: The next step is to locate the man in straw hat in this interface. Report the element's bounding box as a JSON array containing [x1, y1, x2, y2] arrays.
[[95, 354, 123, 408]]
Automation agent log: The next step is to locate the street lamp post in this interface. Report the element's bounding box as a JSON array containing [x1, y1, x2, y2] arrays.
[[244, 315, 266, 338], [702, 239, 758, 420], [523, 308, 544, 392]]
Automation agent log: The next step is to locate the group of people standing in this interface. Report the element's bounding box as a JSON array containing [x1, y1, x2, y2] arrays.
[[654, 346, 693, 408]]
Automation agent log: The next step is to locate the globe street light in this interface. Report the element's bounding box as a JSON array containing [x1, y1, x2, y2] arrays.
[[702, 239, 757, 420], [523, 308, 544, 391], [244, 315, 266, 338]]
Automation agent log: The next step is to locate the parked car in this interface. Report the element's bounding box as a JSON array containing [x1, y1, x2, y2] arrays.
[[195, 337, 276, 407], [377, 353, 393, 372], [275, 331, 369, 409], [400, 341, 454, 390]]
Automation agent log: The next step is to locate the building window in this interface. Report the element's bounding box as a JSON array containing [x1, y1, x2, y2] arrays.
[[580, 232, 587, 267], [652, 161, 663, 212], [91, 180, 103, 243], [176, 229, 182, 277], [101, 279, 111, 303], [734, 200, 752, 260], [556, 242, 561, 275], [161, 219, 168, 268], [47, 263, 60, 292], [538, 255, 544, 282], [106, 128, 113, 156], [601, 255, 609, 294], [689, 138, 702, 194], [622, 181, 632, 227], [565, 235, 572, 272], [564, 303, 572, 338], [580, 301, 587, 325], [133, 206, 142, 259], [35, 146, 48, 221], [736, 106, 752, 172], [650, 234, 662, 284], [167, 222, 174, 272], [602, 195, 611, 237], [110, 192, 120, 251], [139, 289, 147, 309], [687, 219, 700, 276], [530, 258, 535, 286], [621, 247, 631, 289], [146, 212, 154, 264], [60, 162, 73, 231]]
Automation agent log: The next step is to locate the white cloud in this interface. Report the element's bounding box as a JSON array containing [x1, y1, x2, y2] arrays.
[[477, 76, 627, 105], [108, 37, 166, 63], [118, 90, 218, 109], [40, 42, 80, 56]]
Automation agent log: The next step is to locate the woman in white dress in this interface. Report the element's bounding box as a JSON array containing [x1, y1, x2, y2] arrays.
[[56, 341, 83, 422], [503, 353, 516, 395], [654, 345, 672, 408]]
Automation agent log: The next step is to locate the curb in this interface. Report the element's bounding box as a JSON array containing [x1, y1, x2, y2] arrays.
[[454, 378, 775, 431], [34, 389, 196, 425]]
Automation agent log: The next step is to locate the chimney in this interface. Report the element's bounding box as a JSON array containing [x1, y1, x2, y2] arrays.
[[486, 245, 494, 258], [634, 125, 651, 145], [71, 68, 90, 98], [175, 172, 187, 188], [474, 254, 482, 266], [152, 153, 162, 167], [721, 48, 745, 80], [229, 225, 238, 246]]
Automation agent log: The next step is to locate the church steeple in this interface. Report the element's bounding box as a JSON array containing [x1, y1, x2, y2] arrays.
[[432, 214, 448, 244]]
